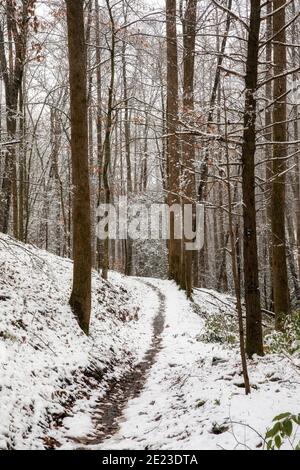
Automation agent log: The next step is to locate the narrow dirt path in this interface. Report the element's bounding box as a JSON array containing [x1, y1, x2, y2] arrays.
[[75, 281, 166, 447]]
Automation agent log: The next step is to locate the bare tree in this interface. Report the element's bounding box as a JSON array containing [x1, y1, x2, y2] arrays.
[[0, 0, 36, 236], [66, 0, 92, 334], [181, 0, 197, 297], [166, 0, 181, 284], [102, 0, 116, 281], [271, 0, 290, 330], [241, 0, 263, 357]]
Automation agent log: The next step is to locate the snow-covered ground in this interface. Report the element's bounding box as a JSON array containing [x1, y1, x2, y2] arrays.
[[0, 235, 158, 449], [1, 234, 299, 450], [95, 281, 300, 451]]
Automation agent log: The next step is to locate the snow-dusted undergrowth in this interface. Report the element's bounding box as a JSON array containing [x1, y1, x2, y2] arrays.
[[0, 235, 158, 450]]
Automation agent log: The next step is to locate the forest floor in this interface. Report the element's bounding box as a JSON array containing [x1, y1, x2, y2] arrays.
[[0, 234, 300, 450], [83, 279, 300, 451]]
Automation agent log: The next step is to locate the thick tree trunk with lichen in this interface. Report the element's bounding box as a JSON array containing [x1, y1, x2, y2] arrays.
[[66, 0, 92, 335]]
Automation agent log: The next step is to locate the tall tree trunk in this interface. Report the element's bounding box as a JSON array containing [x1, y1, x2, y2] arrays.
[[18, 79, 26, 243], [50, 108, 62, 255], [86, 0, 96, 269], [95, 0, 103, 272], [122, 39, 133, 276], [242, 0, 263, 357], [291, 0, 300, 285], [1, 1, 18, 236], [102, 0, 116, 281], [166, 0, 181, 284], [198, 0, 232, 289], [1, 97, 18, 234], [225, 118, 251, 395], [66, 0, 92, 335], [0, 0, 34, 235], [181, 0, 197, 298], [265, 0, 273, 311], [271, 0, 290, 330]]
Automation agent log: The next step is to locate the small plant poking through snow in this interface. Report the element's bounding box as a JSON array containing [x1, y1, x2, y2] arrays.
[[265, 413, 300, 450]]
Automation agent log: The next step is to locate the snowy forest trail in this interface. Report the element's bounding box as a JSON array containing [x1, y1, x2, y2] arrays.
[[92, 279, 205, 450], [83, 279, 299, 451], [73, 281, 166, 448], [71, 278, 207, 451], [1, 231, 299, 450], [56, 277, 300, 451]]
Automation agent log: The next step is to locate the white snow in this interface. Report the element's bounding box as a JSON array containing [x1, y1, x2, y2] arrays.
[[0, 234, 157, 449], [1, 234, 299, 450], [95, 280, 300, 451], [63, 414, 94, 439]]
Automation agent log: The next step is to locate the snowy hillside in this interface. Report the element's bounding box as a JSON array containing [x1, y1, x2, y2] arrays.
[[0, 235, 157, 449], [1, 234, 300, 450]]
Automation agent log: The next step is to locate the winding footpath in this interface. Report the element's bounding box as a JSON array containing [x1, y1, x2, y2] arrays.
[[90, 279, 204, 450], [62, 279, 300, 451], [75, 281, 166, 447]]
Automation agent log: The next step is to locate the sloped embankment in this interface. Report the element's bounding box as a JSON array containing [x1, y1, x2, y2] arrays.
[[0, 235, 157, 449]]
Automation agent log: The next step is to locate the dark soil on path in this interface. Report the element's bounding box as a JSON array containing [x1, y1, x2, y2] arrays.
[[74, 281, 166, 448]]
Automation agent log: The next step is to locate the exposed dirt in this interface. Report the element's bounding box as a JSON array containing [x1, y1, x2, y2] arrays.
[[73, 281, 166, 448]]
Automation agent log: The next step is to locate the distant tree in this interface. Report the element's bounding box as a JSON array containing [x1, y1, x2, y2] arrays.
[[0, 0, 37, 237], [101, 0, 116, 281]]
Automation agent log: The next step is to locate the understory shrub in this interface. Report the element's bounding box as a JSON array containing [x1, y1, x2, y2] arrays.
[[198, 312, 238, 346], [265, 310, 300, 355]]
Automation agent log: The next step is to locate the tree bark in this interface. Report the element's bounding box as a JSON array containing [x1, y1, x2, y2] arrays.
[[241, 0, 263, 357], [271, 0, 290, 330], [225, 119, 251, 395], [95, 0, 104, 272], [66, 0, 92, 335], [166, 0, 181, 285], [0, 0, 35, 236], [181, 0, 197, 297], [122, 37, 133, 276], [102, 0, 116, 281], [265, 0, 273, 311]]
